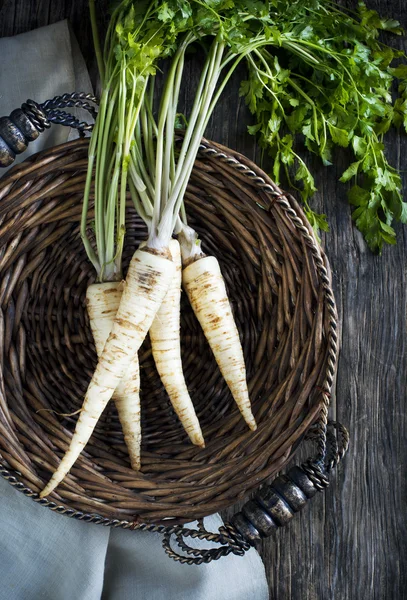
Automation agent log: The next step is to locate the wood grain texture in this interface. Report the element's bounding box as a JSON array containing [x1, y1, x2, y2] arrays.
[[0, 1, 405, 598]]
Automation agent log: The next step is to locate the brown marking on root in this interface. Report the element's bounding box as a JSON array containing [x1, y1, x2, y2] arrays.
[[211, 316, 221, 325], [103, 287, 120, 295], [183, 252, 206, 267], [140, 246, 171, 259], [115, 318, 143, 331], [136, 270, 159, 288]]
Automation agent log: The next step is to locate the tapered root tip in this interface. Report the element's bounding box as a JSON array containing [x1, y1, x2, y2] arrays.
[[40, 472, 63, 498], [189, 431, 205, 448], [130, 459, 141, 471], [246, 415, 257, 431], [39, 483, 53, 499]]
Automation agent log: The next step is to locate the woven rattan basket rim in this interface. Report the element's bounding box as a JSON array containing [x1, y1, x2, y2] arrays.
[[0, 136, 338, 527]]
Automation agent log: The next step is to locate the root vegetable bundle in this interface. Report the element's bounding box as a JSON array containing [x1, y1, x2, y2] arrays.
[[41, 0, 407, 496]]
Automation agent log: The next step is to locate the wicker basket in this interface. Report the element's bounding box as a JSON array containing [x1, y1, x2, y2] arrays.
[[0, 135, 342, 559]]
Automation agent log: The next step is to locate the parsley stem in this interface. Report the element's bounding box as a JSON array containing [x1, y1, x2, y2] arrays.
[[89, 0, 105, 87]]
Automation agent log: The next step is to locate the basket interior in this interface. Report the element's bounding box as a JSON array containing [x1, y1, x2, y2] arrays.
[[0, 138, 331, 524]]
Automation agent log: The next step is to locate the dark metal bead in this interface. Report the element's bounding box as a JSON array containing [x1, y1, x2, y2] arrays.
[[0, 117, 27, 153], [242, 500, 277, 537], [10, 109, 39, 142], [255, 485, 295, 526], [271, 475, 308, 512], [287, 466, 318, 499], [0, 136, 15, 167], [230, 512, 261, 543]]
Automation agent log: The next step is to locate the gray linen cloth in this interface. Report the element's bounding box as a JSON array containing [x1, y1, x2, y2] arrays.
[[0, 20, 269, 600]]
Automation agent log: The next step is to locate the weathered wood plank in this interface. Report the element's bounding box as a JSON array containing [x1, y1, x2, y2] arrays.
[[0, 1, 406, 598]]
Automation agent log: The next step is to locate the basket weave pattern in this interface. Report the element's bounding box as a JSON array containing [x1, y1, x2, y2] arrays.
[[0, 138, 336, 525]]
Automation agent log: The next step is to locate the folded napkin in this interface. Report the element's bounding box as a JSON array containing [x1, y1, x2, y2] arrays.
[[0, 21, 269, 600]]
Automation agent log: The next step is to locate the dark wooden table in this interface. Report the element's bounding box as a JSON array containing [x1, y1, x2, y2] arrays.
[[1, 1, 405, 598]]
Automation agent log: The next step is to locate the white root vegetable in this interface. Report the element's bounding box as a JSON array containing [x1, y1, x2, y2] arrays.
[[150, 239, 204, 447], [40, 248, 175, 497], [182, 256, 257, 432], [86, 282, 141, 470]]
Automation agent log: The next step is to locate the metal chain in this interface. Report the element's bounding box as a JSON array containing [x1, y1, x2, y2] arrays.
[[162, 528, 238, 565], [21, 99, 51, 132], [325, 421, 350, 471], [161, 517, 252, 565], [41, 92, 98, 119], [45, 109, 93, 137], [21, 93, 97, 137]]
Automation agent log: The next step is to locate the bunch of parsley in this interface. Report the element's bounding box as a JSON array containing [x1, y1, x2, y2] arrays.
[[237, 0, 407, 251], [98, 0, 407, 252]]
